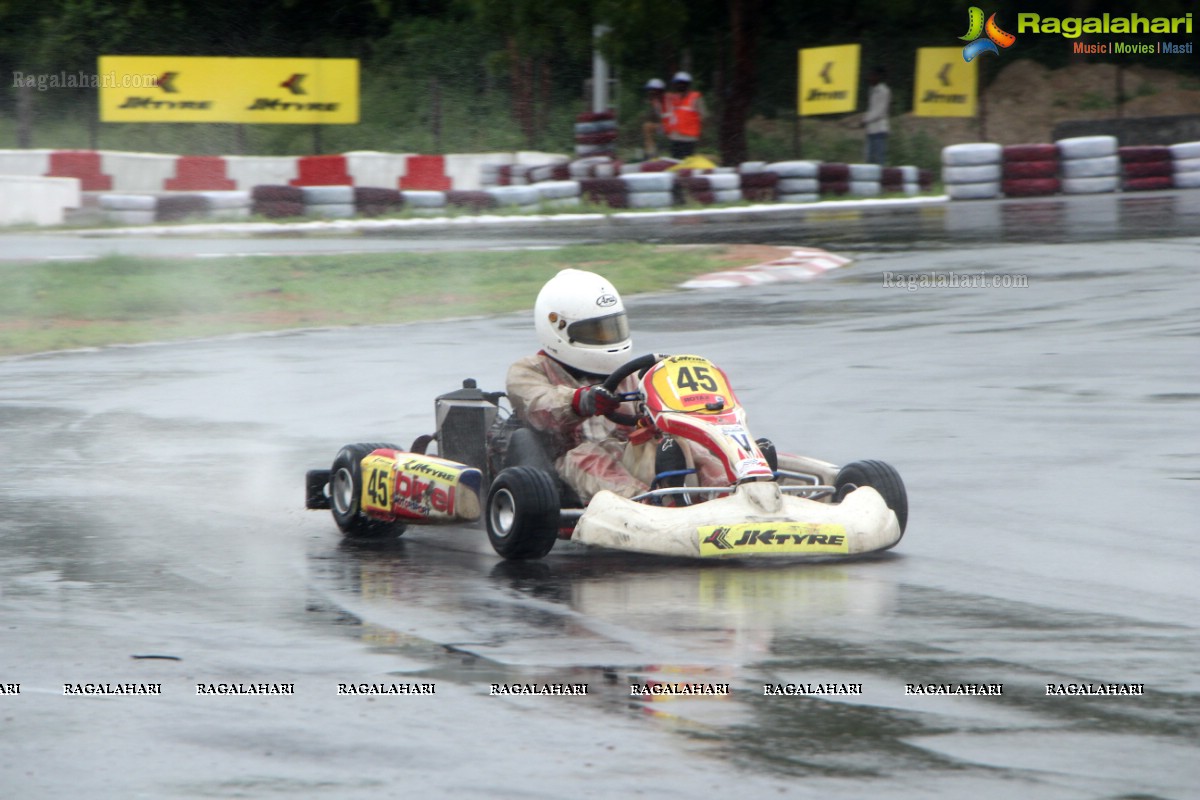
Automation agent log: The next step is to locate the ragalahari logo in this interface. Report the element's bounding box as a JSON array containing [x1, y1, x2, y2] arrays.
[[960, 7, 1016, 61]]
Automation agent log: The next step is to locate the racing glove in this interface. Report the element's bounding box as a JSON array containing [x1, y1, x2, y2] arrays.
[[572, 385, 620, 417]]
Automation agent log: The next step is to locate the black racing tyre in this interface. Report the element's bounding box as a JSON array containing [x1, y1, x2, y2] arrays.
[[486, 466, 560, 560], [329, 442, 407, 539], [835, 460, 908, 534]]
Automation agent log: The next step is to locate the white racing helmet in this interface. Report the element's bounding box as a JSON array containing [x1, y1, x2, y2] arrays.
[[534, 268, 632, 376]]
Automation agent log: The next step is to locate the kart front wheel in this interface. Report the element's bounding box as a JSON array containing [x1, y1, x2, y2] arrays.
[[330, 443, 407, 539], [835, 460, 908, 535], [486, 466, 560, 560]]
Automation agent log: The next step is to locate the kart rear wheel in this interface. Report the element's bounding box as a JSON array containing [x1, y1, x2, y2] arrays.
[[835, 460, 908, 534], [330, 443, 407, 539], [486, 466, 560, 560]]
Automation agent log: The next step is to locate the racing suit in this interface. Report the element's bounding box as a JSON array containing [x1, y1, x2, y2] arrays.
[[506, 352, 727, 504], [506, 353, 650, 503]]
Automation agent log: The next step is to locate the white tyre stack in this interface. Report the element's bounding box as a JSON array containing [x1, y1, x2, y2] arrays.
[[1169, 141, 1200, 189], [569, 157, 621, 179], [302, 185, 356, 218], [620, 171, 675, 208], [848, 163, 881, 197], [199, 190, 252, 220], [679, 172, 742, 205], [533, 180, 582, 210], [941, 143, 1002, 200], [486, 185, 541, 212], [100, 194, 157, 226], [767, 160, 819, 203], [401, 190, 448, 215], [1057, 136, 1119, 194]]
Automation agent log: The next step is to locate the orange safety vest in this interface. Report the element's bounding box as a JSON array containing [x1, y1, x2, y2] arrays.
[[665, 91, 702, 137]]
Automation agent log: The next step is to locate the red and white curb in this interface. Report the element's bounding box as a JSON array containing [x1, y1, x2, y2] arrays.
[[681, 247, 851, 289]]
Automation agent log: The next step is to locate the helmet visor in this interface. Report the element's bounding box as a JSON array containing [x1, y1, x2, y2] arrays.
[[567, 312, 629, 346]]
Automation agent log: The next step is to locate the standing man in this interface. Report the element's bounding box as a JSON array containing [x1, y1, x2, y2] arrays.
[[641, 78, 666, 160], [862, 66, 891, 167], [663, 71, 707, 160]]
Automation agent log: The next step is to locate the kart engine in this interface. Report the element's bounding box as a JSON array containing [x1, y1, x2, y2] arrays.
[[435, 379, 500, 484]]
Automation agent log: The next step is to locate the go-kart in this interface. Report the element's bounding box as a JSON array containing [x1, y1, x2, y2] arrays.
[[305, 353, 908, 560]]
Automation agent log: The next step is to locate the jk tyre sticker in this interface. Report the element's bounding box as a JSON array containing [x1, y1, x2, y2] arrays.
[[699, 523, 849, 557]]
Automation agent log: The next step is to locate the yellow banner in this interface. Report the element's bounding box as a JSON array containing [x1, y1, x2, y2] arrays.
[[797, 44, 860, 116], [98, 56, 359, 124], [698, 522, 849, 557], [912, 48, 977, 117]]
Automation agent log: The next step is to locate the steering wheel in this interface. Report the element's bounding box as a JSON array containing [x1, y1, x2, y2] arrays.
[[600, 353, 664, 427]]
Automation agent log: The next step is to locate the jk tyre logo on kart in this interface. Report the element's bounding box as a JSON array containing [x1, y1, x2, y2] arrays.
[[698, 523, 850, 556]]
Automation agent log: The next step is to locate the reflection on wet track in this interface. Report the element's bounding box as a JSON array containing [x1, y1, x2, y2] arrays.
[[2, 224, 1198, 797]]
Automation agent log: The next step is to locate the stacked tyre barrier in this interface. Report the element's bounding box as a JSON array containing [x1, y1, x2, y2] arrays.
[[533, 180, 583, 210], [302, 185, 356, 219], [678, 172, 741, 205], [100, 194, 157, 225], [621, 172, 674, 209], [354, 187, 404, 217], [738, 162, 779, 202], [252, 185, 304, 218], [1119, 146, 1173, 192], [578, 172, 677, 209], [445, 190, 498, 212], [570, 156, 622, 179], [620, 158, 678, 174], [941, 143, 1002, 200], [1001, 144, 1060, 197], [1058, 136, 1119, 194], [489, 161, 571, 186], [200, 191, 253, 220], [769, 161, 819, 203], [100, 190, 253, 224], [848, 163, 881, 197], [579, 177, 629, 208], [818, 163, 851, 197], [398, 190, 446, 215], [881, 166, 920, 196], [574, 111, 618, 159], [155, 193, 208, 222], [486, 185, 542, 213], [1171, 141, 1200, 189]]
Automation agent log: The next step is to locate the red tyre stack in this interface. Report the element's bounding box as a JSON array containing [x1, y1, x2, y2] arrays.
[[579, 177, 628, 208], [1001, 144, 1060, 197], [445, 190, 498, 211], [881, 167, 904, 194], [251, 185, 304, 218], [155, 194, 207, 222], [678, 173, 742, 205], [818, 163, 850, 197], [354, 187, 404, 217], [1118, 146, 1173, 191], [738, 171, 779, 202]]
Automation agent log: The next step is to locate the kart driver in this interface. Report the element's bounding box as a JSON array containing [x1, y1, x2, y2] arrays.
[[505, 268, 651, 503]]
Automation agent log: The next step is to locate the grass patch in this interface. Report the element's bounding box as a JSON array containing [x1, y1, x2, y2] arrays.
[[0, 243, 754, 356]]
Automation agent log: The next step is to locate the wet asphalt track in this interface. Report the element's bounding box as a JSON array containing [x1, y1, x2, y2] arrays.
[[1, 200, 1198, 798]]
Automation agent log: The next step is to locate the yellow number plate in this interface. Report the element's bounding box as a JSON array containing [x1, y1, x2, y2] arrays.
[[650, 355, 734, 413]]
